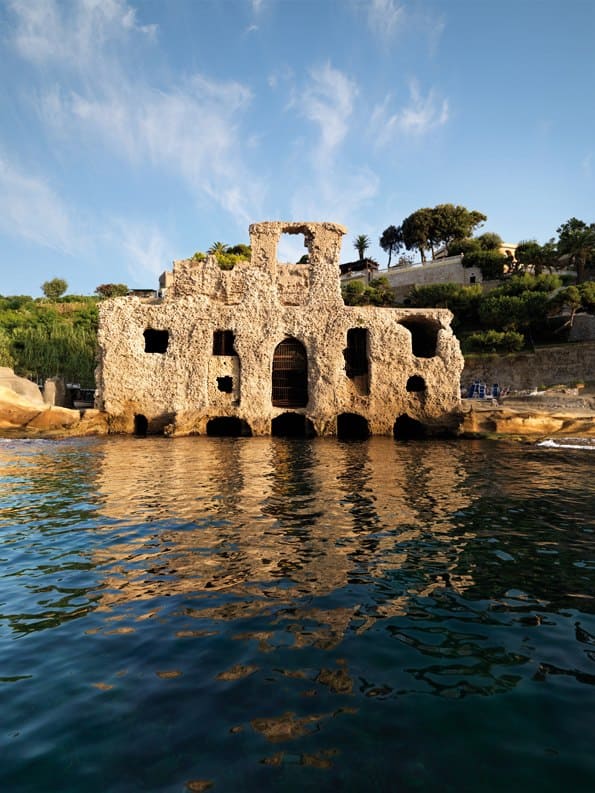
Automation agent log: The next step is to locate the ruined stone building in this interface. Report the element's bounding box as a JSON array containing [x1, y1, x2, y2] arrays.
[[96, 221, 464, 438]]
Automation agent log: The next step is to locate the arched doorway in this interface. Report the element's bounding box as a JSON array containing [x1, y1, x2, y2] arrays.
[[206, 417, 252, 437], [337, 413, 370, 440], [271, 412, 316, 438], [272, 337, 308, 407]]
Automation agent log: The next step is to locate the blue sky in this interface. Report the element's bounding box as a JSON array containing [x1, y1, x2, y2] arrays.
[[0, 0, 593, 296]]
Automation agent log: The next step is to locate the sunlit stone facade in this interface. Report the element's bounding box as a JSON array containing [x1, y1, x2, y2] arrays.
[[96, 221, 464, 437]]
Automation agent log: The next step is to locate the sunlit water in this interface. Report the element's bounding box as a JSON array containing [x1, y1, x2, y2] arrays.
[[1, 436, 594, 793]]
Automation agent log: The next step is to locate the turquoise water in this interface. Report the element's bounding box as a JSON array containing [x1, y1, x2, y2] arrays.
[[1, 436, 594, 792]]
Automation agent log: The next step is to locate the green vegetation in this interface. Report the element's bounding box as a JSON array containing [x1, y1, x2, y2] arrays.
[[385, 204, 487, 262], [41, 278, 68, 300], [95, 283, 129, 298], [0, 294, 98, 386], [342, 277, 394, 306], [380, 209, 595, 283], [379, 225, 403, 267], [193, 242, 252, 270], [465, 330, 525, 354], [403, 273, 595, 353], [353, 234, 371, 261]]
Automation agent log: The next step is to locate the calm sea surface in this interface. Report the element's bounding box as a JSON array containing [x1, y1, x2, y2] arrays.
[[1, 436, 594, 793]]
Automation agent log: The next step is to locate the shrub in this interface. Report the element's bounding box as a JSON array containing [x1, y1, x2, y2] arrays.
[[497, 273, 562, 296], [462, 250, 508, 280], [464, 330, 524, 354]]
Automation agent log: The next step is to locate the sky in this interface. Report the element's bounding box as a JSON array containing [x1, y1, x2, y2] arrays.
[[0, 0, 594, 296]]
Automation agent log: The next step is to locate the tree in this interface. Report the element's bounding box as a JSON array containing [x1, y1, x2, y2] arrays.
[[401, 207, 434, 261], [476, 232, 503, 251], [430, 204, 487, 251], [208, 241, 228, 256], [379, 225, 403, 267], [515, 239, 559, 276], [0, 327, 14, 368], [227, 243, 251, 258], [462, 250, 508, 280], [557, 218, 595, 283], [400, 204, 486, 261], [353, 234, 370, 261], [95, 283, 129, 298], [41, 278, 68, 300]]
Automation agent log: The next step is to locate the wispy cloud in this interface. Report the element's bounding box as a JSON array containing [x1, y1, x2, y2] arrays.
[[0, 156, 78, 254], [370, 80, 449, 145], [9, 0, 156, 68], [299, 63, 358, 167], [108, 219, 172, 283], [367, 0, 406, 42], [8, 0, 261, 228], [287, 62, 377, 228]]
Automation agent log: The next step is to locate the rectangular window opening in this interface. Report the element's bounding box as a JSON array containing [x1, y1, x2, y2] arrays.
[[213, 330, 237, 356], [344, 328, 369, 395]]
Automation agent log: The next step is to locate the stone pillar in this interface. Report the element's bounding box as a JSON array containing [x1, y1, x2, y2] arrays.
[[43, 377, 67, 406]]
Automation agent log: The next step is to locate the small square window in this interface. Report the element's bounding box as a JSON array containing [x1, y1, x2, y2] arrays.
[[217, 376, 233, 393], [144, 329, 169, 353]]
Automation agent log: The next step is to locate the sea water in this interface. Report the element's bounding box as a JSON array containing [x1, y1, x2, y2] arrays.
[[1, 436, 594, 793]]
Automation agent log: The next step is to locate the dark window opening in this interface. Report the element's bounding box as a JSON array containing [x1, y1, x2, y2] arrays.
[[206, 417, 252, 437], [217, 376, 233, 393], [393, 414, 427, 440], [406, 375, 426, 393], [213, 330, 236, 356], [144, 328, 169, 354], [337, 413, 370, 440], [344, 327, 370, 395], [271, 412, 316, 438], [134, 414, 148, 436], [399, 318, 439, 358], [272, 337, 308, 407], [469, 275, 476, 284]]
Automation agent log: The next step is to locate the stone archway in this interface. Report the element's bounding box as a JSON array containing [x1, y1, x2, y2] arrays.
[[271, 337, 308, 407]]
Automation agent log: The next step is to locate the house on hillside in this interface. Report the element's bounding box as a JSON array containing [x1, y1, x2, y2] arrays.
[[96, 221, 464, 438], [341, 243, 518, 301]]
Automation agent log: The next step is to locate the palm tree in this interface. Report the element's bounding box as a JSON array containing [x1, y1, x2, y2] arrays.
[[353, 234, 370, 261], [208, 241, 228, 256]]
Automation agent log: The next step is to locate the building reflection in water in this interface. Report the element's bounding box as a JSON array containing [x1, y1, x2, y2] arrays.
[[92, 436, 478, 636]]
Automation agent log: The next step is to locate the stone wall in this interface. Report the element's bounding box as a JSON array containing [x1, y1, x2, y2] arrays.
[[462, 342, 595, 391], [342, 255, 483, 301], [97, 221, 465, 436]]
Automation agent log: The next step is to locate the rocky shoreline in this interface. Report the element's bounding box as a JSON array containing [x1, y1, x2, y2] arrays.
[[2, 378, 594, 442]]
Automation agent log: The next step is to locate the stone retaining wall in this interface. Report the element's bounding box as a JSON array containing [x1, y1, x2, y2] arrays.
[[462, 341, 595, 391]]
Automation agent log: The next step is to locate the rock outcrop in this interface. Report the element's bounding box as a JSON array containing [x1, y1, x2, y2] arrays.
[[0, 373, 108, 437]]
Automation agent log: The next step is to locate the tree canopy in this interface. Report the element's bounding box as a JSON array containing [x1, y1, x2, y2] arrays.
[[95, 283, 129, 298], [397, 204, 487, 261], [556, 218, 595, 283], [515, 239, 558, 276], [41, 278, 68, 300], [379, 225, 403, 267]]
